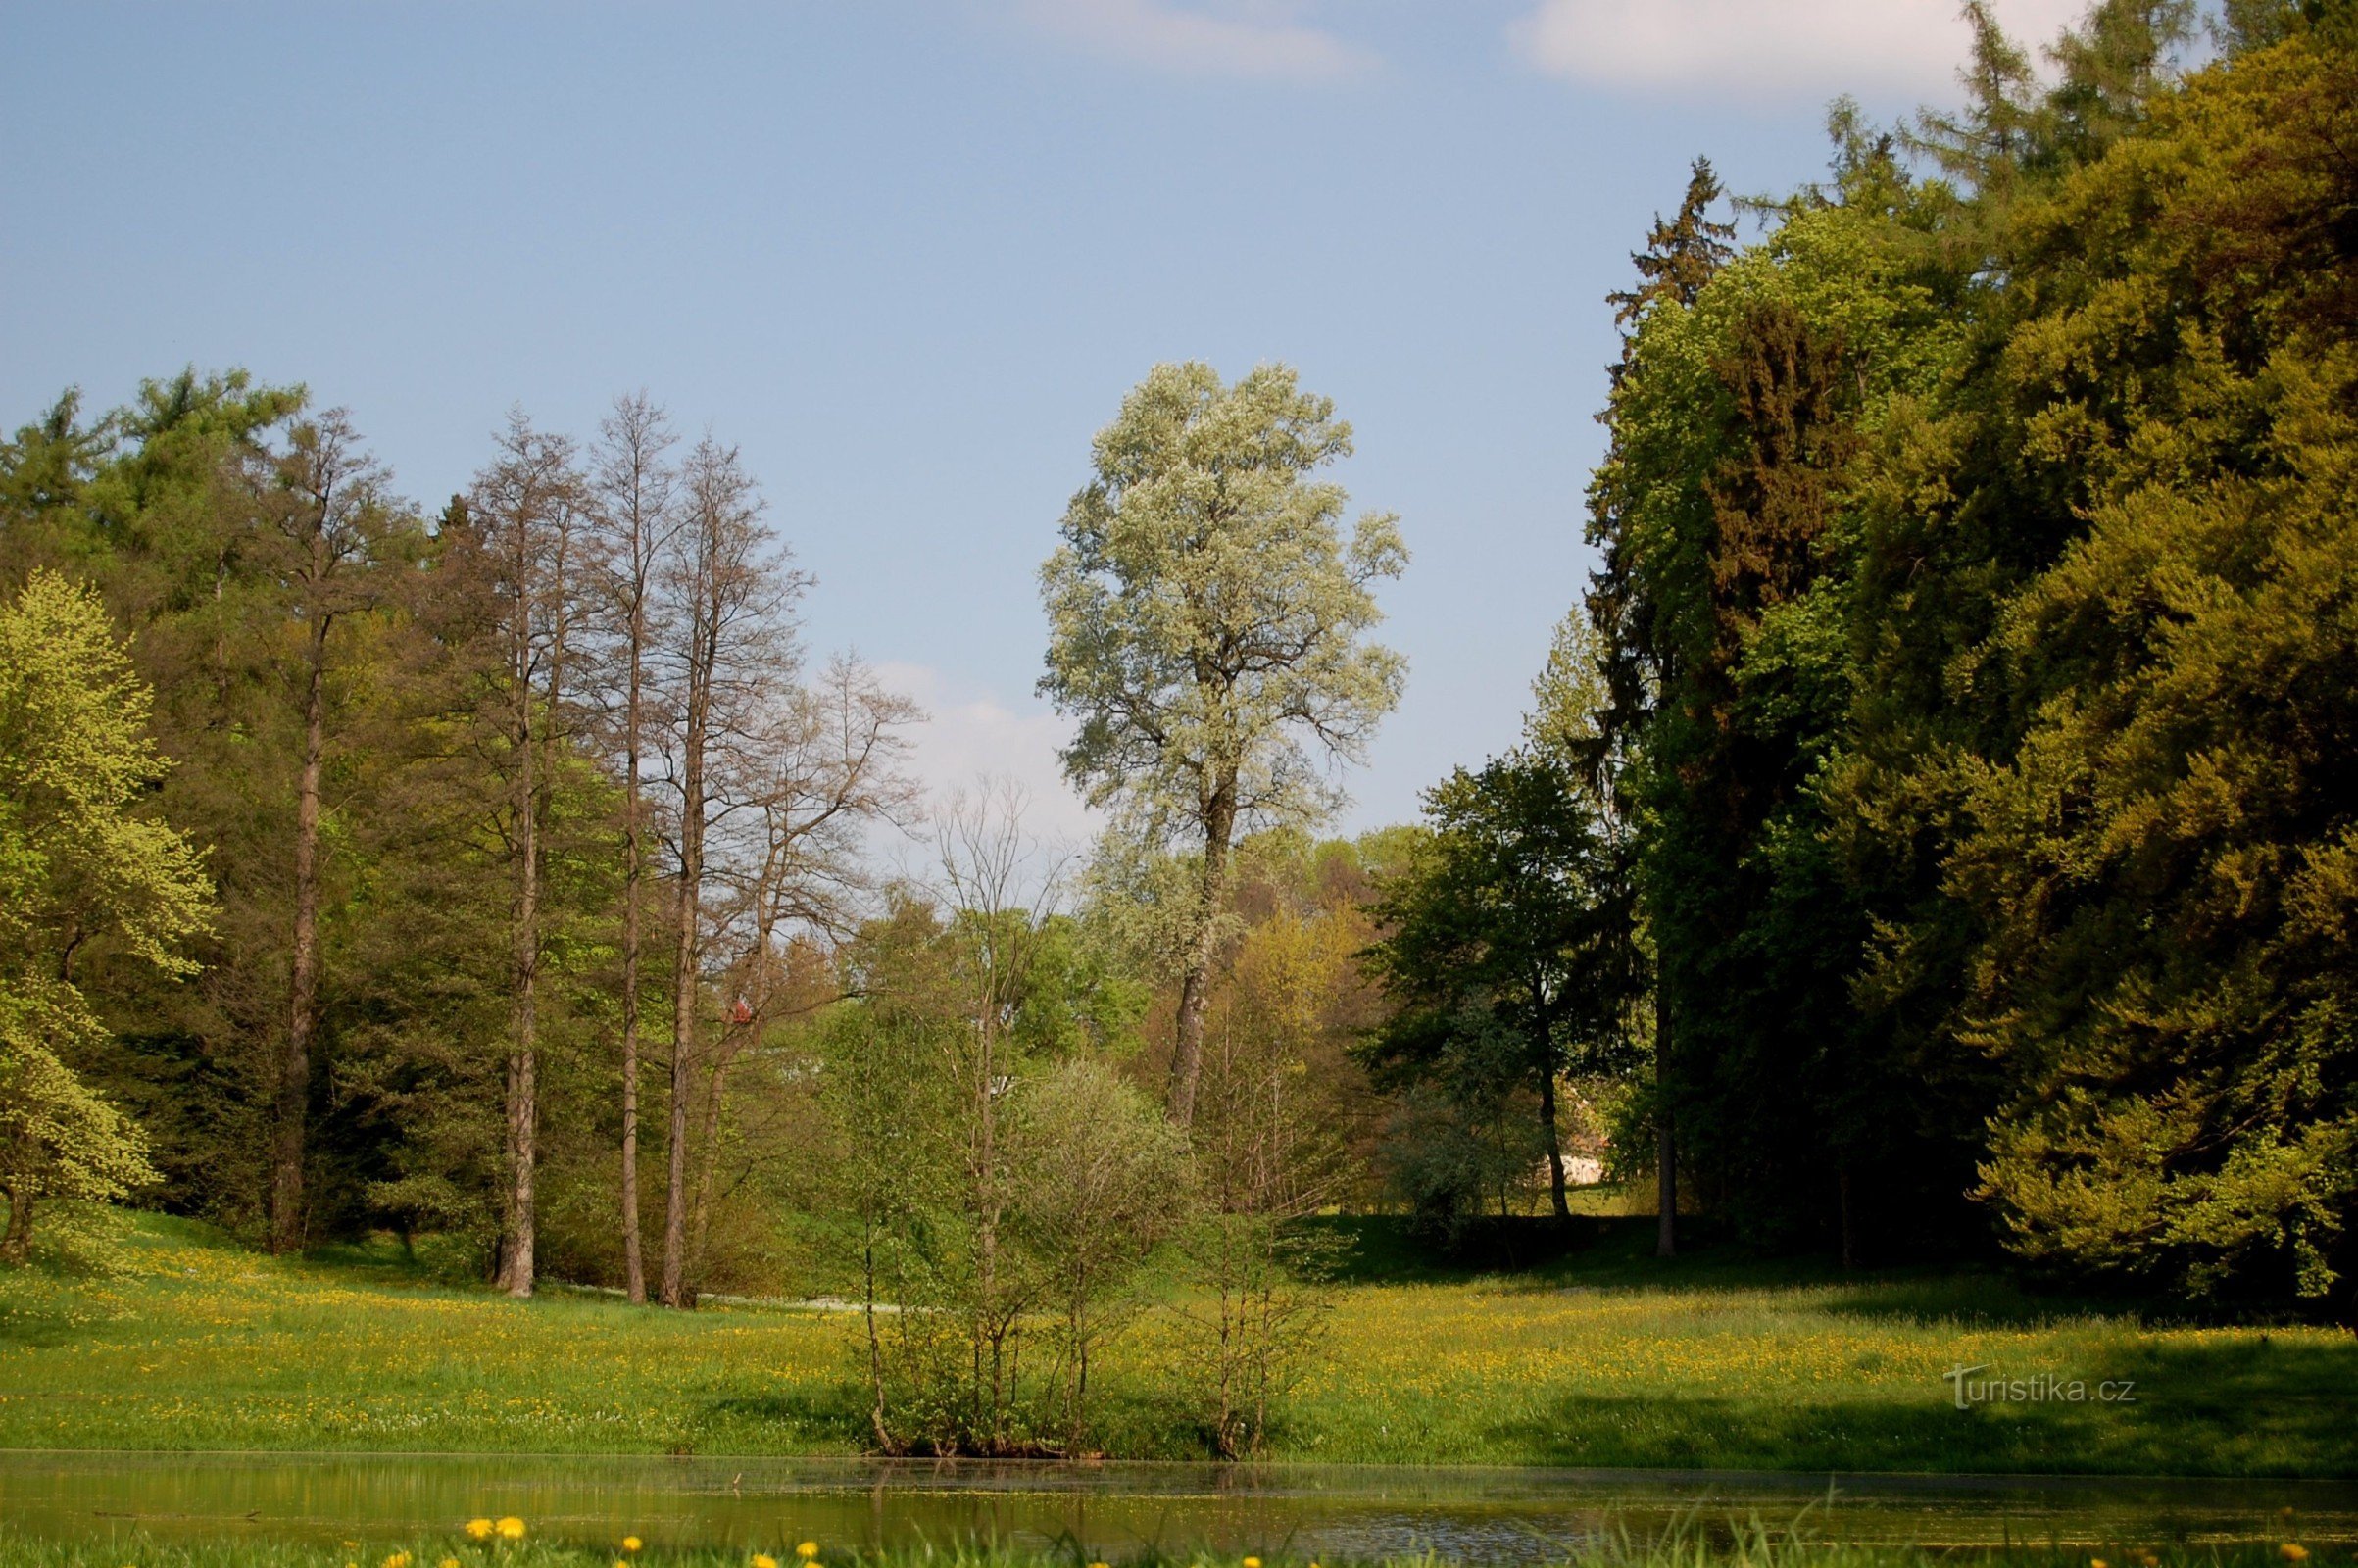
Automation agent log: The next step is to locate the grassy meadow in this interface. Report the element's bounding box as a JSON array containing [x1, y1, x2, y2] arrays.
[[4, 1212, 2354, 1477]]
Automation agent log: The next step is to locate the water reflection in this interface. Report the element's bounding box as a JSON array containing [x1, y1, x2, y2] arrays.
[[6, 1452, 2355, 1564]]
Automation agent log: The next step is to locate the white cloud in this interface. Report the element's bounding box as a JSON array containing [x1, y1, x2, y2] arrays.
[[1015, 0, 1378, 81], [872, 661, 1101, 856], [1511, 0, 2089, 102]]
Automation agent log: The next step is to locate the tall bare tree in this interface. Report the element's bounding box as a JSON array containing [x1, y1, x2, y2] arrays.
[[468, 412, 590, 1298], [681, 657, 920, 1298], [589, 393, 678, 1305], [654, 436, 804, 1307], [264, 411, 400, 1255]]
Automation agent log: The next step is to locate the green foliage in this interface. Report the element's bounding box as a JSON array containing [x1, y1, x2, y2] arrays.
[[1947, 32, 2358, 1304], [1585, 11, 2358, 1302], [1039, 361, 1407, 835], [0, 571, 207, 1261], [1040, 361, 1406, 1122], [1362, 749, 1637, 1225]]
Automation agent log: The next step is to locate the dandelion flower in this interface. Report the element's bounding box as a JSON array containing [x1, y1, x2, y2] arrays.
[[441, 1559, 461, 1568], [2281, 1547, 2308, 1563], [623, 1541, 643, 1555], [1244, 1558, 1262, 1567], [753, 1555, 779, 1568], [466, 1523, 495, 1543], [2092, 1557, 2108, 1567], [387, 1552, 414, 1568], [496, 1520, 525, 1543], [797, 1545, 821, 1561]]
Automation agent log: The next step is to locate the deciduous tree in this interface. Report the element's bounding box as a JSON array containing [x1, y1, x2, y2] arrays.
[[1040, 362, 1406, 1128]]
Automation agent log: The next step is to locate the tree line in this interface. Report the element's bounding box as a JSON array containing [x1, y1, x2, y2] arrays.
[[1579, 0, 2357, 1310], [1, 385, 919, 1305]]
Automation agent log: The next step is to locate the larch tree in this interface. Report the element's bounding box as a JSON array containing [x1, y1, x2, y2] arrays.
[[679, 656, 920, 1300], [590, 392, 678, 1305], [1039, 362, 1406, 1128], [654, 435, 805, 1308], [261, 411, 405, 1255], [467, 413, 591, 1298]]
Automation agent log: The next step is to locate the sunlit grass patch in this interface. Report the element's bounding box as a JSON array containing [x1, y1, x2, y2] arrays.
[[2, 1212, 2353, 1475]]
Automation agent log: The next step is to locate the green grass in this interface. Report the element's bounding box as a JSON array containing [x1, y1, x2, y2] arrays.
[[3, 1213, 2354, 1476]]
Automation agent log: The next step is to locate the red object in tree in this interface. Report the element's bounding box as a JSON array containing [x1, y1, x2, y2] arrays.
[[730, 997, 754, 1025]]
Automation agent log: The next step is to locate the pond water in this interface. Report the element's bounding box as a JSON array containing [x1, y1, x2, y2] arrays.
[[5, 1452, 2356, 1563]]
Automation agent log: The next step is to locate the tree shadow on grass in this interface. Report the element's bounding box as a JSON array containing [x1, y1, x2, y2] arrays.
[[1488, 1335, 2358, 1478], [0, 1296, 85, 1350], [682, 1381, 875, 1454]]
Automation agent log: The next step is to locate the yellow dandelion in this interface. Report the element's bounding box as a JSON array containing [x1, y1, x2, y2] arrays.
[[1244, 1558, 1263, 1567], [387, 1553, 414, 1568], [2092, 1557, 2108, 1567], [797, 1546, 820, 1562], [441, 1559, 461, 1568], [2281, 1547, 2308, 1563], [466, 1522, 495, 1543], [623, 1541, 644, 1555], [496, 1519, 526, 1542], [753, 1555, 779, 1568]]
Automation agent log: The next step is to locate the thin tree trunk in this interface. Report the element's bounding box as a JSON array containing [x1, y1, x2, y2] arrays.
[[1167, 790, 1237, 1129], [1840, 1167, 1856, 1270], [1655, 983, 1677, 1258], [2, 1185, 32, 1265], [662, 754, 704, 1308], [498, 671, 541, 1298], [1538, 1055, 1571, 1221], [683, 1054, 734, 1302], [1654, 1119, 1678, 1257], [272, 624, 328, 1256], [863, 1223, 894, 1452], [619, 620, 647, 1303]]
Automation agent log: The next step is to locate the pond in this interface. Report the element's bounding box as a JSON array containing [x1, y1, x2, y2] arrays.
[[5, 1452, 2355, 1564]]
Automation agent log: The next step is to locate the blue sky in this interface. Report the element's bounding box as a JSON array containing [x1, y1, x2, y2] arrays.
[[1, 0, 2086, 842]]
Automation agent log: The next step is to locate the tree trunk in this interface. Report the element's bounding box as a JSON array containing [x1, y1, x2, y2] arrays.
[[1839, 1166, 1856, 1270], [497, 667, 541, 1298], [661, 757, 704, 1308], [1655, 987, 1677, 1258], [271, 626, 328, 1256], [863, 1224, 895, 1452], [1538, 1058, 1571, 1221], [2, 1185, 31, 1266], [1167, 789, 1237, 1129], [1655, 1119, 1678, 1258], [683, 1054, 734, 1304], [619, 627, 647, 1304]]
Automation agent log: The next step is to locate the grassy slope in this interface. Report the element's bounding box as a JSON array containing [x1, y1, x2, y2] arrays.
[[2, 1214, 2353, 1476]]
